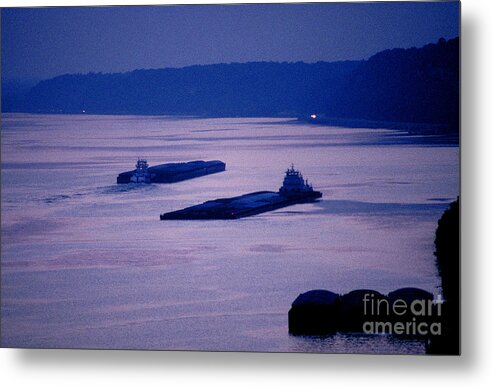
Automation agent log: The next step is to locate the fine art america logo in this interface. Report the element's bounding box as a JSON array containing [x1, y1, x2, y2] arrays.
[[362, 293, 442, 336]]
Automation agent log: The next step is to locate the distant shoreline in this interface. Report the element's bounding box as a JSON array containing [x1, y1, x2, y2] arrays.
[[2, 111, 459, 146], [296, 116, 459, 145]]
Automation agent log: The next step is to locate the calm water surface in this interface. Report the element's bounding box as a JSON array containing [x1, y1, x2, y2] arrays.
[[1, 114, 459, 353]]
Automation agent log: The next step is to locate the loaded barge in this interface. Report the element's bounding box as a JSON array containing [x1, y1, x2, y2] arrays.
[[160, 165, 322, 220], [117, 159, 225, 184]]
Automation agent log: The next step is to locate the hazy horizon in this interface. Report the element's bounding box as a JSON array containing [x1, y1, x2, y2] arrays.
[[2, 2, 459, 81], [2, 40, 460, 84]]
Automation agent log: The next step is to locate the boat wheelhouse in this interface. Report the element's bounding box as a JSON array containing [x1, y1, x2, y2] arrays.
[[130, 158, 151, 183], [279, 164, 315, 197]]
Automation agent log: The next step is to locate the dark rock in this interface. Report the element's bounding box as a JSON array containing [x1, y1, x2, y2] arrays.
[[339, 289, 387, 333], [388, 287, 435, 324], [289, 287, 442, 339], [388, 287, 434, 305], [288, 289, 341, 335]]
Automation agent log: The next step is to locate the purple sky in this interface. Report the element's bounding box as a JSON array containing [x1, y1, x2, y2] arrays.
[[1, 2, 459, 80]]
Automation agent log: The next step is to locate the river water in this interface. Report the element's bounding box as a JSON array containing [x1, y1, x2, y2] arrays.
[[1, 113, 459, 353]]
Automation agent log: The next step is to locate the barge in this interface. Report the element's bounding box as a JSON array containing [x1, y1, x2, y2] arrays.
[[117, 159, 226, 184], [160, 165, 322, 220]]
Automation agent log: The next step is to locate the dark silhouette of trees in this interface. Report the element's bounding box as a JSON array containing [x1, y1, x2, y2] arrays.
[[427, 197, 460, 355], [327, 37, 459, 134], [5, 37, 459, 137], [21, 61, 359, 117]]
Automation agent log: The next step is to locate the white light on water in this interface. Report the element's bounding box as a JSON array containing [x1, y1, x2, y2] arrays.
[[310, 114, 317, 119]]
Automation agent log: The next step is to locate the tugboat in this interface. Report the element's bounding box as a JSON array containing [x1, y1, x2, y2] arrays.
[[130, 158, 151, 183], [160, 165, 322, 220], [279, 164, 319, 199]]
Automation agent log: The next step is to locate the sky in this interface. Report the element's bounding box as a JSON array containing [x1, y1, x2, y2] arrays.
[[1, 2, 459, 81]]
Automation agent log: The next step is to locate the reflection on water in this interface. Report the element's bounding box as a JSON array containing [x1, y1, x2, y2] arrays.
[[1, 114, 458, 353]]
